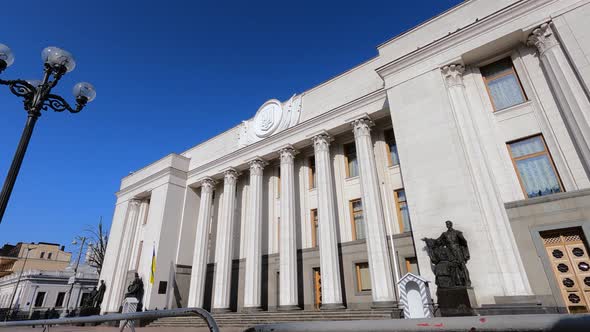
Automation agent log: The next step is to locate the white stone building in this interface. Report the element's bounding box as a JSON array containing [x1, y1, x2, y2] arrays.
[[0, 265, 99, 315], [100, 0, 590, 315]]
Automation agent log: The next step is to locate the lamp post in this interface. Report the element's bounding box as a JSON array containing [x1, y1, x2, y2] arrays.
[[0, 43, 96, 224], [6, 246, 34, 320], [62, 236, 87, 317]]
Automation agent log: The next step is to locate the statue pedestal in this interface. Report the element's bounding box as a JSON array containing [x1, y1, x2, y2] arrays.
[[120, 297, 139, 328], [437, 287, 476, 317]]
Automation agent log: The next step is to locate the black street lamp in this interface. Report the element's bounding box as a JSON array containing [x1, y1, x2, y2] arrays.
[[62, 236, 87, 317], [0, 44, 96, 224]]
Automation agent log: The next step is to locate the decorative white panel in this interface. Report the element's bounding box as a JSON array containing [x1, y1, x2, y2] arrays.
[[238, 95, 302, 147]]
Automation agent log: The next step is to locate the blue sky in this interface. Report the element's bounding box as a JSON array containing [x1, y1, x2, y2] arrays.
[[0, 0, 462, 255]]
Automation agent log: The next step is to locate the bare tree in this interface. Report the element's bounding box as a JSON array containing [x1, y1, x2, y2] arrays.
[[85, 217, 108, 275]]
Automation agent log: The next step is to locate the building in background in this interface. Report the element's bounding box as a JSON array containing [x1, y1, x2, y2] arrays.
[[0, 243, 72, 278], [0, 265, 98, 318], [100, 0, 590, 316]]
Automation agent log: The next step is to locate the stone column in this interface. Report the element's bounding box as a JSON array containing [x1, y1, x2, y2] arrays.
[[243, 158, 267, 310], [187, 178, 216, 308], [528, 23, 590, 178], [278, 146, 299, 310], [109, 199, 141, 310], [441, 64, 531, 295], [212, 169, 239, 312], [350, 118, 396, 307], [311, 133, 344, 309]]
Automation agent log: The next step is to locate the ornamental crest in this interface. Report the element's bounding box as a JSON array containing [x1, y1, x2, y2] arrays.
[[238, 94, 302, 147]]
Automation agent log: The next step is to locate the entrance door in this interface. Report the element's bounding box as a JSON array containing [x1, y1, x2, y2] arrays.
[[313, 268, 321, 310], [541, 227, 590, 313]]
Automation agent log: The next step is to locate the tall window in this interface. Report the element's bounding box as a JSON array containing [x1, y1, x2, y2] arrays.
[[276, 167, 281, 198], [394, 189, 412, 232], [47, 253, 52, 260], [350, 199, 365, 240], [384, 130, 400, 166], [344, 143, 359, 178], [135, 241, 144, 270], [308, 156, 316, 189], [34, 292, 46, 307], [40, 252, 45, 259], [508, 135, 563, 198], [481, 57, 527, 111], [405, 257, 419, 275], [311, 209, 318, 247], [55, 292, 66, 307], [79, 293, 91, 307], [143, 199, 151, 225], [355, 262, 372, 292]]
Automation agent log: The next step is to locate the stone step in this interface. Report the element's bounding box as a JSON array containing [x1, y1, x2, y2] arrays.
[[148, 310, 393, 327], [154, 315, 390, 322], [153, 313, 392, 321]]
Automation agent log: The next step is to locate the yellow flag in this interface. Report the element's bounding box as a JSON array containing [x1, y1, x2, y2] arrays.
[[150, 246, 156, 284]]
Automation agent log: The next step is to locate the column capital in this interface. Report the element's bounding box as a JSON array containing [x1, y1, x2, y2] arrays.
[[279, 145, 298, 164], [441, 64, 465, 88], [350, 117, 374, 138], [200, 177, 216, 194], [223, 168, 240, 185], [128, 199, 142, 207], [527, 23, 559, 56], [311, 132, 332, 153], [249, 158, 268, 176]]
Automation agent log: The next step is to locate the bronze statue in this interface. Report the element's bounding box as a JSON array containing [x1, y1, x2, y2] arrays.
[[422, 220, 471, 288], [125, 273, 144, 300], [93, 280, 106, 308]]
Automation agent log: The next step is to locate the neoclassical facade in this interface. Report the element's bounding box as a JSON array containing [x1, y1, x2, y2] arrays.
[[100, 0, 590, 315]]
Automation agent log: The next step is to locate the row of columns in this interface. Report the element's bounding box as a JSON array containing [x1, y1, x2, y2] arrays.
[[186, 118, 397, 310], [432, 22, 590, 297]]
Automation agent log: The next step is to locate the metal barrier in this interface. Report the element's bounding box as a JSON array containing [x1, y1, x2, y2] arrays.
[[0, 307, 219, 332]]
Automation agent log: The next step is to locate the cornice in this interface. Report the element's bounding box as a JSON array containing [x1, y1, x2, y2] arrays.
[[375, 0, 554, 81], [186, 88, 387, 181], [121, 153, 189, 183], [116, 166, 187, 198]]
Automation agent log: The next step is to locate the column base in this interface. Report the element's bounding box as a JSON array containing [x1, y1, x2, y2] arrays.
[[278, 305, 302, 311], [320, 303, 346, 311], [242, 306, 263, 312], [371, 301, 397, 309], [211, 307, 232, 313]]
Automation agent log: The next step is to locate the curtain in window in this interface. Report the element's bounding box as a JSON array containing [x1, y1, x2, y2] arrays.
[[401, 204, 411, 231], [358, 265, 372, 291], [396, 190, 412, 231], [352, 201, 365, 240], [488, 74, 525, 110], [349, 158, 359, 177], [510, 136, 562, 198], [511, 136, 545, 157], [516, 156, 561, 197], [390, 143, 400, 165]]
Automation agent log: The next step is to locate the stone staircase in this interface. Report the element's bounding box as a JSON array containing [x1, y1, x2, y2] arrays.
[[148, 309, 395, 329]]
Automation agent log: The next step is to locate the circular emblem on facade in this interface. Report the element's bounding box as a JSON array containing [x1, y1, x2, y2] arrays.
[[552, 249, 564, 258], [578, 262, 589, 272], [253, 100, 283, 138], [572, 247, 585, 257], [563, 278, 575, 288], [557, 263, 569, 273], [568, 293, 581, 304]]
